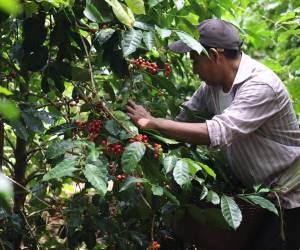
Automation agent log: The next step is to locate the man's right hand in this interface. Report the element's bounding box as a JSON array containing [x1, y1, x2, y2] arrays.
[[126, 100, 158, 130]]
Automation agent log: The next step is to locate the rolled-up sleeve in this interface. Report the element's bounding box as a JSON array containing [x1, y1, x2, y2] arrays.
[[206, 82, 280, 148]]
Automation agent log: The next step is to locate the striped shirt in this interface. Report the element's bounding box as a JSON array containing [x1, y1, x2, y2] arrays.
[[176, 53, 300, 208]]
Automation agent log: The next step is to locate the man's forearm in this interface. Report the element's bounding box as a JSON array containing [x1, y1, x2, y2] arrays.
[[153, 118, 211, 145]]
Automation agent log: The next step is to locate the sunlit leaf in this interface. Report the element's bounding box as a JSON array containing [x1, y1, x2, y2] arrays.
[[43, 159, 78, 181], [83, 163, 107, 196], [121, 142, 146, 173], [143, 31, 155, 50], [151, 185, 164, 196], [221, 195, 242, 230], [239, 195, 278, 215], [125, 0, 145, 15], [45, 140, 77, 159], [173, 159, 192, 187], [0, 0, 22, 15], [84, 3, 103, 23], [0, 87, 12, 95], [105, 0, 135, 27], [121, 29, 143, 56], [0, 99, 19, 120], [176, 31, 204, 54], [163, 155, 177, 173]]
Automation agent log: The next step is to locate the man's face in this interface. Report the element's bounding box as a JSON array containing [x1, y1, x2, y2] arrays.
[[190, 50, 222, 87]]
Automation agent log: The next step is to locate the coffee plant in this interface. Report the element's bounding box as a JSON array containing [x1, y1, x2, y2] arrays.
[[0, 0, 299, 249]]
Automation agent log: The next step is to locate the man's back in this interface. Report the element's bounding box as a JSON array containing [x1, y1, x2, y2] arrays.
[[177, 53, 300, 208]]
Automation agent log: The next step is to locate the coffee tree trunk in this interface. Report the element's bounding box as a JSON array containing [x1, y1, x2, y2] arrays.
[[13, 137, 27, 249]]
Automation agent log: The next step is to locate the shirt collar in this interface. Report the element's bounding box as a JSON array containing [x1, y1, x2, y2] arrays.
[[231, 52, 254, 88]]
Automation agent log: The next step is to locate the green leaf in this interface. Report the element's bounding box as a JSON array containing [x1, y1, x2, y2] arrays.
[[163, 155, 177, 173], [122, 120, 139, 135], [104, 119, 119, 136], [198, 162, 216, 179], [143, 31, 155, 50], [239, 195, 278, 215], [112, 111, 130, 121], [151, 185, 164, 196], [45, 140, 77, 159], [119, 176, 148, 192], [155, 26, 172, 39], [163, 189, 180, 205], [175, 31, 204, 54], [21, 111, 44, 133], [207, 190, 220, 205], [144, 130, 180, 145], [185, 159, 202, 177], [83, 164, 107, 196], [43, 159, 78, 181], [277, 11, 295, 23], [9, 120, 28, 141], [46, 123, 77, 135], [95, 28, 115, 47], [0, 0, 22, 15], [121, 29, 143, 57], [105, 0, 135, 27], [148, 0, 163, 8], [134, 21, 154, 31], [0, 87, 12, 95], [221, 195, 242, 230], [125, 0, 145, 15], [112, 111, 139, 135], [121, 142, 146, 173], [84, 3, 103, 23], [0, 99, 19, 120], [173, 159, 191, 187]]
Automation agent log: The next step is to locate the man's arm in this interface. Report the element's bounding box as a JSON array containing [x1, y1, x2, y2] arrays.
[[126, 101, 211, 145]]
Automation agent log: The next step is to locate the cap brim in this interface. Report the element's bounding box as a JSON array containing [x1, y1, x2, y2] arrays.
[[167, 40, 192, 53]]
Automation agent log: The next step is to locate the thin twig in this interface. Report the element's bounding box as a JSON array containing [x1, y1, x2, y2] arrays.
[[139, 193, 152, 210], [3, 175, 51, 208], [151, 215, 155, 242], [20, 210, 41, 250], [71, 25, 134, 135]]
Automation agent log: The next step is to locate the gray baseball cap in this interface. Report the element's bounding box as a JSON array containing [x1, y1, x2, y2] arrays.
[[168, 19, 243, 53]]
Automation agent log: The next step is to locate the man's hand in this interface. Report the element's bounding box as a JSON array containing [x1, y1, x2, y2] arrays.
[[126, 100, 157, 130]]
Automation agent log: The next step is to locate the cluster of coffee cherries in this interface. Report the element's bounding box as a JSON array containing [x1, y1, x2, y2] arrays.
[[128, 134, 149, 144], [130, 58, 158, 75], [101, 139, 124, 156], [87, 120, 103, 141], [164, 63, 172, 77], [153, 143, 162, 159], [74, 119, 103, 142], [129, 58, 172, 77]]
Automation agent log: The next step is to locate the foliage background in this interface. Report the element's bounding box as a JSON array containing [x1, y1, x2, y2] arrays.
[[0, 0, 299, 249]]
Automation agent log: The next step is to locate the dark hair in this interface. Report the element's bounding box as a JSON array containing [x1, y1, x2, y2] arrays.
[[203, 46, 241, 60]]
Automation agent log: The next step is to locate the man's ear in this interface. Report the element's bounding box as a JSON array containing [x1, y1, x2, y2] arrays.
[[208, 48, 221, 63]]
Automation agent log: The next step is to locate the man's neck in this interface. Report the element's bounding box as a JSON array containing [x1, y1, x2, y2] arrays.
[[222, 56, 242, 92]]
